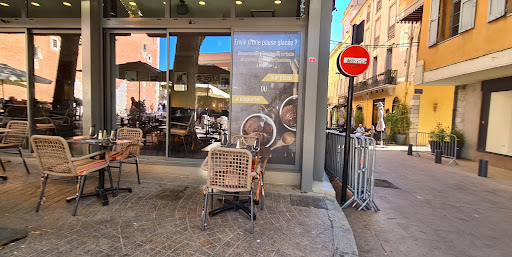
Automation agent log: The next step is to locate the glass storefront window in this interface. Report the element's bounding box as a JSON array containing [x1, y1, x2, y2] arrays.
[[28, 0, 81, 18], [485, 90, 512, 156], [231, 31, 301, 165], [113, 33, 168, 156], [104, 0, 165, 18], [32, 34, 83, 139], [235, 0, 305, 17], [0, 33, 27, 127], [167, 32, 231, 158], [170, 0, 231, 18], [0, 0, 22, 18]]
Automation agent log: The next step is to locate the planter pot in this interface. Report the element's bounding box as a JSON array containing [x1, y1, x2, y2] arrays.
[[394, 134, 407, 145], [456, 146, 463, 159]]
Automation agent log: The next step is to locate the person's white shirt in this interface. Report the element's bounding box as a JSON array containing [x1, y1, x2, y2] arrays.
[[355, 126, 365, 137]]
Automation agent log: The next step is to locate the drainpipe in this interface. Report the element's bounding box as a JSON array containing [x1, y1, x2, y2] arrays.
[[404, 25, 415, 83]]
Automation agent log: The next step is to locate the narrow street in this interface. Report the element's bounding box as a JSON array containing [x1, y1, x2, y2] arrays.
[[344, 150, 512, 257]]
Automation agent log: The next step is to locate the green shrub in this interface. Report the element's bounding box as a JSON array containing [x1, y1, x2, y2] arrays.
[[354, 110, 364, 126], [383, 101, 411, 135]]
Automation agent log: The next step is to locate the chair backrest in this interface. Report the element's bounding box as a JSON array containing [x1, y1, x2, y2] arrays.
[[31, 135, 76, 176], [3, 120, 29, 146], [232, 135, 258, 146], [115, 127, 143, 153], [207, 147, 253, 193]]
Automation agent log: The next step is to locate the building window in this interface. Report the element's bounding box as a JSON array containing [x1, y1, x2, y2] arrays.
[[488, 0, 508, 22], [479, 77, 512, 157], [34, 46, 43, 59], [50, 37, 60, 51], [374, 18, 381, 45], [142, 42, 148, 57], [450, 0, 461, 37], [376, 0, 382, 12], [392, 97, 399, 112], [388, 3, 396, 39], [366, 4, 371, 23]]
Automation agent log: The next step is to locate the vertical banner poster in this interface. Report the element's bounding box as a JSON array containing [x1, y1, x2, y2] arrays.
[[232, 32, 301, 165]]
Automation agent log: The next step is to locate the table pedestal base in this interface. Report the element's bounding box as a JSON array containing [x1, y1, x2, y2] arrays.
[[209, 197, 256, 220], [66, 187, 132, 206]]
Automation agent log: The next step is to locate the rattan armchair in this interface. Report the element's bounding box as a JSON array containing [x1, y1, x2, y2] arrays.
[[109, 128, 143, 196], [202, 147, 255, 233], [0, 120, 30, 174], [31, 135, 112, 216]]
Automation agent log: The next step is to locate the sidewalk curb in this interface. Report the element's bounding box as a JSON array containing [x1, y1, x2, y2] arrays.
[[324, 195, 359, 257]]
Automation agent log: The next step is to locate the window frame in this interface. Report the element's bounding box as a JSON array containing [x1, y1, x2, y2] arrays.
[[450, 0, 462, 38]]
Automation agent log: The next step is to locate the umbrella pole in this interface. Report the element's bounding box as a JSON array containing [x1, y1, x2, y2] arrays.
[[1, 80, 4, 100]]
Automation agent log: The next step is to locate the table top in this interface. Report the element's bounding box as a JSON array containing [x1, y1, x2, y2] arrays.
[[202, 142, 271, 158], [66, 136, 138, 146]]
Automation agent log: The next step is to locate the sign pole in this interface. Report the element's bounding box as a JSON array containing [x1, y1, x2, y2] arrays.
[[341, 76, 354, 204]]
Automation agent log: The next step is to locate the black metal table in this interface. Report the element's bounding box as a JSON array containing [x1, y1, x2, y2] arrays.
[[66, 137, 135, 206]]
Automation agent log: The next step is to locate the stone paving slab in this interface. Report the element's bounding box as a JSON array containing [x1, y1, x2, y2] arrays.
[[0, 156, 356, 257], [343, 150, 512, 257]]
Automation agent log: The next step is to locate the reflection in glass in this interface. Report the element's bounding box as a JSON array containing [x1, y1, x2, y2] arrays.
[[170, 0, 231, 18], [28, 0, 81, 18], [0, 0, 22, 18], [0, 33, 27, 127], [33, 34, 83, 139], [167, 33, 231, 158], [235, 0, 304, 17], [104, 0, 165, 18], [114, 33, 167, 156]]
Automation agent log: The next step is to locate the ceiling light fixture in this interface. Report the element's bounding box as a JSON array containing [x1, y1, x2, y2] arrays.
[[163, 1, 166, 4], [199, 1, 206, 5], [275, 0, 282, 4], [235, 1, 242, 4], [63, 2, 71, 6], [129, 1, 137, 6], [0, 2, 9, 7], [31, 2, 41, 6]]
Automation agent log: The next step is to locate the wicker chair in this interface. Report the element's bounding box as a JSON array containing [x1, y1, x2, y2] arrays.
[[0, 120, 30, 174], [31, 135, 112, 216], [109, 127, 143, 196], [202, 147, 255, 233], [232, 134, 266, 210]]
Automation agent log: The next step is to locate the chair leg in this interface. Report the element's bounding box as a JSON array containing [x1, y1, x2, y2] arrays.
[[0, 157, 5, 172], [182, 137, 187, 157], [210, 188, 214, 209], [250, 188, 254, 234], [107, 166, 115, 197], [261, 172, 265, 210], [36, 174, 49, 212], [73, 175, 87, 216], [201, 188, 209, 232], [18, 147, 30, 174], [116, 162, 123, 197], [135, 156, 140, 184]]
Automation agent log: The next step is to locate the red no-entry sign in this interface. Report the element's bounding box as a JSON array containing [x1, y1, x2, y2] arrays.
[[337, 45, 370, 77]]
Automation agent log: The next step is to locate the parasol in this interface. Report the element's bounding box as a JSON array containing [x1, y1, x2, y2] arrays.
[[0, 63, 53, 99]]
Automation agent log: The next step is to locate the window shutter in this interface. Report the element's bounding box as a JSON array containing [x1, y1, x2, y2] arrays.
[[459, 0, 476, 33], [488, 0, 506, 22], [428, 0, 440, 46]]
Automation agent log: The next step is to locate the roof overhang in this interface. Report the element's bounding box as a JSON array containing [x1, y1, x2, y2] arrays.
[[397, 0, 424, 23]]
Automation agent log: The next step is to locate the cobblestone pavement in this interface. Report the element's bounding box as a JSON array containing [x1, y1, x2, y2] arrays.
[[344, 150, 512, 257], [0, 157, 339, 257]]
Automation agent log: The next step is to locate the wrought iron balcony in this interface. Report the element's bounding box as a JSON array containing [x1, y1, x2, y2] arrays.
[[354, 69, 397, 93]]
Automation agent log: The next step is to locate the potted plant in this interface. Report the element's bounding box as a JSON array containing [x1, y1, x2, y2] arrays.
[[450, 128, 465, 159], [429, 123, 447, 153], [354, 110, 364, 126], [383, 101, 411, 145]]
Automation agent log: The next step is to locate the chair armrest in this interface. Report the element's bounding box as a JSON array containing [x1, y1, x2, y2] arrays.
[[72, 150, 110, 164]]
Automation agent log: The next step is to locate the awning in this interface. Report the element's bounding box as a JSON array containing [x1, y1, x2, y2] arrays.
[[195, 84, 229, 99], [397, 0, 424, 23]]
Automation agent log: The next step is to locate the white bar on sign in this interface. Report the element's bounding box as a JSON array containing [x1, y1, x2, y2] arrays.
[[343, 57, 367, 64]]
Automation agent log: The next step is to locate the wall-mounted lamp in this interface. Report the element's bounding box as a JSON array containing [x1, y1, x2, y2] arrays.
[[433, 103, 438, 113]]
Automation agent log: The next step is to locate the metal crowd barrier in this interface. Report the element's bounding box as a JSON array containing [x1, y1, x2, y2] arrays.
[[325, 130, 379, 212], [414, 132, 459, 165]]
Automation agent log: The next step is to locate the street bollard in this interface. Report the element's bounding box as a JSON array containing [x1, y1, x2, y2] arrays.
[[407, 144, 413, 155], [435, 150, 442, 164], [478, 159, 488, 177]]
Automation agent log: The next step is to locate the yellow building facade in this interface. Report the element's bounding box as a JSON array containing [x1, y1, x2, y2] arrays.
[[415, 0, 512, 169], [329, 0, 455, 144]]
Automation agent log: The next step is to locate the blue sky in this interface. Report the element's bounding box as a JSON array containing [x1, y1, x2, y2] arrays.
[[331, 0, 350, 50], [158, 1, 349, 70]]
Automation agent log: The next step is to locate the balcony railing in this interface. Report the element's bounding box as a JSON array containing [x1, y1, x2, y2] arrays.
[[354, 69, 397, 93]]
